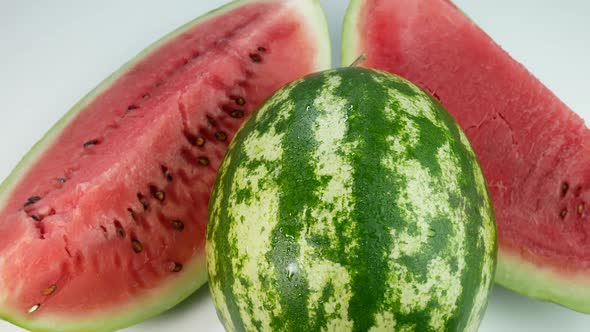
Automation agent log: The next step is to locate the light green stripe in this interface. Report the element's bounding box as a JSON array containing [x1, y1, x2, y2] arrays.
[[376, 78, 469, 330], [373, 72, 443, 128], [227, 127, 285, 331], [341, 0, 364, 67], [298, 75, 356, 331]]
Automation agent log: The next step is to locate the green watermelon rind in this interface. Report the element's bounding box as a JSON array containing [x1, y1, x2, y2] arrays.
[[0, 0, 331, 331], [496, 249, 590, 313]]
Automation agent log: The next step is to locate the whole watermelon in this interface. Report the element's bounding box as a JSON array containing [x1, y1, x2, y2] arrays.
[[206, 67, 496, 332]]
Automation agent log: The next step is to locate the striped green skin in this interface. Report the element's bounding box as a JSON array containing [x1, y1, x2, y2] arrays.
[[207, 68, 497, 332]]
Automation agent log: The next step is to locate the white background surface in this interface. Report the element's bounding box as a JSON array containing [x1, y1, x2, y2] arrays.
[[0, 0, 589, 331]]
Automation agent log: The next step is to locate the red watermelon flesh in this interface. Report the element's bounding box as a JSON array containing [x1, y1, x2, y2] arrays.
[[0, 1, 330, 331], [343, 0, 590, 311]]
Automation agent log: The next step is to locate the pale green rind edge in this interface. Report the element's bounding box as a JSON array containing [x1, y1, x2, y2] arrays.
[[298, 0, 332, 70], [0, 0, 331, 331], [341, 0, 363, 67], [496, 248, 590, 314]]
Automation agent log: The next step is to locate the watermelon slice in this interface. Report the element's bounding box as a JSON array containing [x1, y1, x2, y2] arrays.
[[342, 0, 590, 312], [0, 0, 330, 330]]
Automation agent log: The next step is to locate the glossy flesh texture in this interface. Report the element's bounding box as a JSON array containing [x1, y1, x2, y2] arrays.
[[343, 0, 590, 312], [207, 68, 496, 332], [0, 0, 330, 330]]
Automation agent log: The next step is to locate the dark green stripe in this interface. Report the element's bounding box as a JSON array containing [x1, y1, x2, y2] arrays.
[[265, 73, 327, 331], [330, 68, 399, 331], [435, 105, 496, 330]]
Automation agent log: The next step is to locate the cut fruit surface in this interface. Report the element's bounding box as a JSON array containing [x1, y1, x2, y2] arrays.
[[0, 0, 330, 331], [343, 0, 590, 312]]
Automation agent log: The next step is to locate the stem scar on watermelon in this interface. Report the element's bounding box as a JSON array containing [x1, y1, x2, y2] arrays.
[[0, 0, 330, 331], [342, 0, 590, 313]]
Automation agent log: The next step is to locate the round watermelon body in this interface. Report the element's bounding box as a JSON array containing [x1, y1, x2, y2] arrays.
[[207, 67, 497, 332]]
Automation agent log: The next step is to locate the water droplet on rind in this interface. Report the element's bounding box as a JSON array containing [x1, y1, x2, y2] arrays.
[[286, 262, 298, 280]]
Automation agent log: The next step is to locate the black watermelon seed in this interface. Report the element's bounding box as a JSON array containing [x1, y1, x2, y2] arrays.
[[137, 193, 149, 210], [127, 105, 139, 111], [562, 182, 569, 196], [215, 131, 228, 142], [197, 157, 210, 166], [150, 186, 166, 202], [172, 220, 185, 232], [154, 190, 166, 202], [57, 177, 67, 184], [100, 225, 108, 238], [192, 136, 206, 147], [128, 208, 137, 222], [235, 97, 246, 106], [161, 165, 173, 181], [43, 284, 57, 296], [170, 262, 183, 273], [230, 110, 244, 118], [114, 220, 126, 238], [207, 115, 217, 127], [257, 47, 266, 53], [560, 209, 568, 219], [131, 239, 143, 253], [24, 196, 41, 207], [31, 214, 42, 222], [83, 139, 100, 148], [249, 53, 262, 63]]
